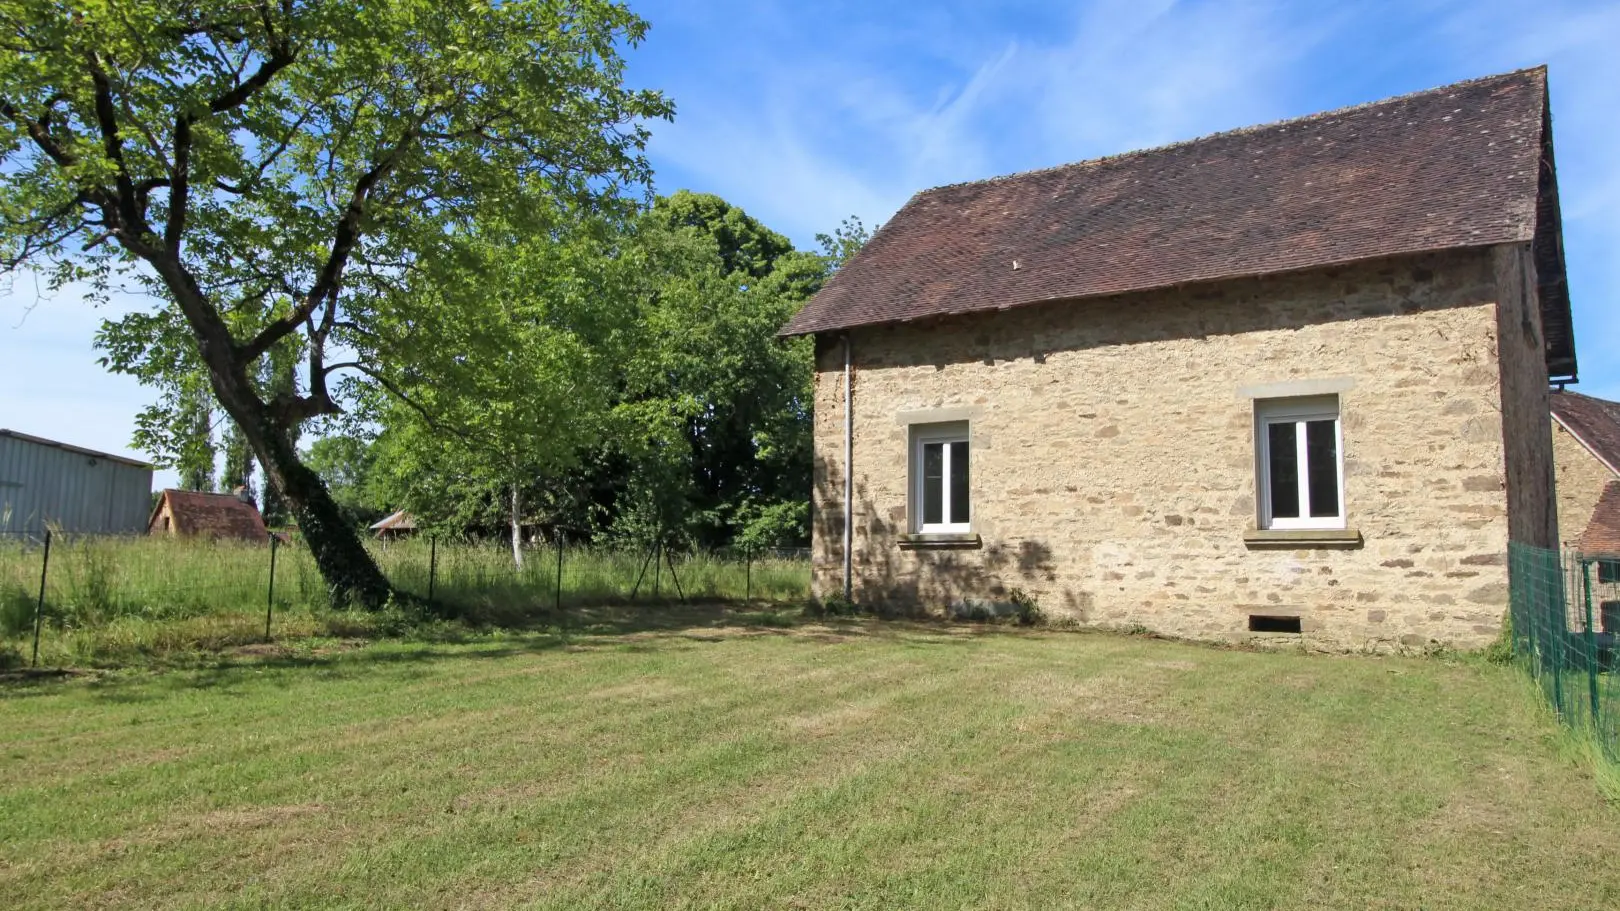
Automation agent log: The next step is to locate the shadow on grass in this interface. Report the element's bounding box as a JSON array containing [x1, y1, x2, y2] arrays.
[[1, 601, 1030, 702]]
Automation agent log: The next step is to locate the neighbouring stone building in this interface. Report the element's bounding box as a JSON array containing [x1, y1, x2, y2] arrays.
[[1550, 391, 1620, 631], [781, 68, 1578, 650], [1550, 391, 1620, 549]]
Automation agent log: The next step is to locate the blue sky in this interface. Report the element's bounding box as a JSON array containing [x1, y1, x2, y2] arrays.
[[2, 0, 1617, 488]]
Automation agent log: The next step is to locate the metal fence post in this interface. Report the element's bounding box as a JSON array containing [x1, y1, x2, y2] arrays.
[[653, 539, 661, 599], [745, 547, 752, 603], [31, 529, 51, 668], [1583, 559, 1599, 725], [428, 536, 438, 601], [554, 530, 564, 614], [265, 533, 278, 642]]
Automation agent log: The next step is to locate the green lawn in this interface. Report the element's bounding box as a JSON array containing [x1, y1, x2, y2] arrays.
[[3, 616, 1617, 909]]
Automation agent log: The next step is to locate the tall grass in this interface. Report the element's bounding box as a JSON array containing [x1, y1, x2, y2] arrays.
[[0, 534, 809, 667]]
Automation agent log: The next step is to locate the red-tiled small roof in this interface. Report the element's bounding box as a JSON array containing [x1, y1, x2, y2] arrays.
[[150, 489, 267, 541], [1580, 482, 1620, 557], [782, 68, 1574, 382], [1551, 391, 1620, 478]]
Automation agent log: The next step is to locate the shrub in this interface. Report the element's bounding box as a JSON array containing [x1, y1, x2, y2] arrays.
[[810, 594, 861, 618], [1007, 588, 1045, 627]]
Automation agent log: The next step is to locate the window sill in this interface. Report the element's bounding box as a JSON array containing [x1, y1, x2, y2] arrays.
[[1243, 528, 1363, 549], [898, 533, 982, 550]]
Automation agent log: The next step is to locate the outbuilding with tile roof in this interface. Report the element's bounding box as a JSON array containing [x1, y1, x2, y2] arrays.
[[148, 489, 269, 542]]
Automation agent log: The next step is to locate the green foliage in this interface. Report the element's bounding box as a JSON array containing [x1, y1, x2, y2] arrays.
[[301, 434, 387, 526], [174, 384, 215, 491], [359, 211, 639, 552], [0, 0, 673, 600], [1007, 587, 1046, 627], [601, 193, 827, 548], [219, 424, 254, 494], [816, 215, 876, 272]]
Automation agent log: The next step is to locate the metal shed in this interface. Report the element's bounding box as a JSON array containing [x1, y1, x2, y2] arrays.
[[0, 429, 154, 536]]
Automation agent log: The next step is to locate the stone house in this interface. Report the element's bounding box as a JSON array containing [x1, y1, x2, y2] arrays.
[[1549, 391, 1620, 630], [780, 68, 1577, 650]]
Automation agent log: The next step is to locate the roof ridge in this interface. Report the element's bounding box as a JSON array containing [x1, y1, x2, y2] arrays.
[[912, 66, 1547, 198]]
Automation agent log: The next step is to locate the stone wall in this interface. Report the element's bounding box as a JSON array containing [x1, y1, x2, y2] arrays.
[[810, 247, 1541, 650], [1552, 419, 1616, 548]]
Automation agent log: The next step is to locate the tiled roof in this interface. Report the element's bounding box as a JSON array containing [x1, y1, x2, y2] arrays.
[[1580, 482, 1620, 557], [1551, 391, 1620, 478], [151, 489, 268, 541], [782, 68, 1575, 381]]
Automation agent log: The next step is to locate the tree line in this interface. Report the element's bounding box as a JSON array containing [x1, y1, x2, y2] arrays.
[[0, 1, 862, 600]]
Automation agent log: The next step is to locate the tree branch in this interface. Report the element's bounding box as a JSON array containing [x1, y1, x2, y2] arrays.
[[328, 360, 476, 443], [84, 50, 152, 245], [0, 96, 77, 166], [204, 42, 295, 115], [240, 125, 419, 361], [166, 114, 191, 251]]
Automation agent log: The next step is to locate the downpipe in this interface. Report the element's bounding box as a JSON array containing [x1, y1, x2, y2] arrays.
[[843, 333, 853, 601]]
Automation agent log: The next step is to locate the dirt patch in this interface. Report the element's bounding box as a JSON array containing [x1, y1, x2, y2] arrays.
[[1011, 671, 1171, 727], [228, 642, 295, 659], [781, 703, 878, 737], [585, 680, 687, 701], [1145, 659, 1198, 671], [193, 802, 328, 832]]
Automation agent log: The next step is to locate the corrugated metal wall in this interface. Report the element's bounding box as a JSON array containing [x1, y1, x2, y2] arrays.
[[0, 434, 154, 535]]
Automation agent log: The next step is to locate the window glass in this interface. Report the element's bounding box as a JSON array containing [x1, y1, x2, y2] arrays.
[[922, 442, 944, 526], [949, 441, 970, 525], [1600, 560, 1620, 585], [1305, 419, 1339, 518], [1267, 421, 1300, 519]]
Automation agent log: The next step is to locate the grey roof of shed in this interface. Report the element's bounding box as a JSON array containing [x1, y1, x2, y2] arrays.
[[0, 428, 153, 469], [782, 67, 1576, 382]]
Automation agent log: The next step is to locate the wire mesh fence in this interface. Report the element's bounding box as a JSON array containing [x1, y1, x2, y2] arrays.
[[0, 531, 811, 667], [1508, 541, 1619, 765]]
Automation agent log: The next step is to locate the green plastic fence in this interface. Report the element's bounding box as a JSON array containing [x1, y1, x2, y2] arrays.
[[1508, 541, 1619, 764]]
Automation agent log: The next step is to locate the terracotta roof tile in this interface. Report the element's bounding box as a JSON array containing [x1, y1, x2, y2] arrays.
[[783, 68, 1574, 380], [1580, 482, 1620, 557], [1551, 391, 1620, 478]]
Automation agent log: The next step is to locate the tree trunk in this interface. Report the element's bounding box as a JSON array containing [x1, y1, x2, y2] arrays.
[[197, 346, 391, 609], [511, 482, 524, 570], [240, 404, 393, 609], [136, 256, 394, 609]]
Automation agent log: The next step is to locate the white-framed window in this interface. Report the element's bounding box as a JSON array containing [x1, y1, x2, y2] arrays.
[[910, 421, 970, 533], [1256, 396, 1344, 530]]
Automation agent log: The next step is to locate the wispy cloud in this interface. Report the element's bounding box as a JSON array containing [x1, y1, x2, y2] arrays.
[[645, 0, 1617, 395], [645, 1, 1327, 245]]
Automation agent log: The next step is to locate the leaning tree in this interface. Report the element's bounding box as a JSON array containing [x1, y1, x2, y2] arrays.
[[0, 0, 671, 606]]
